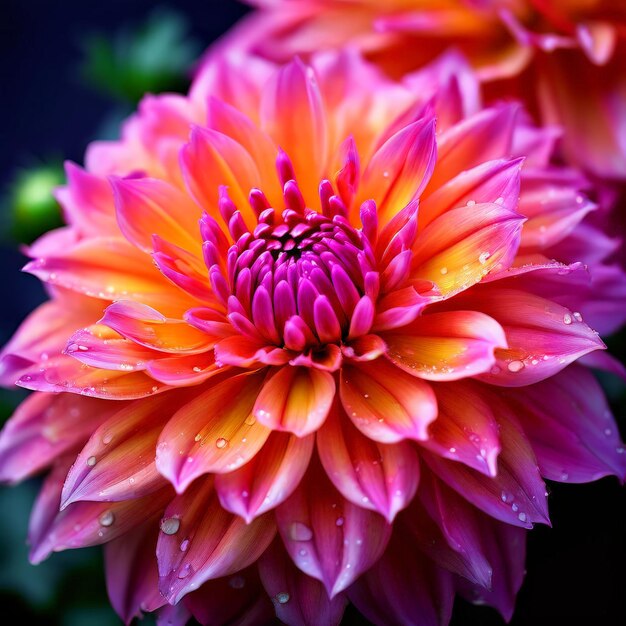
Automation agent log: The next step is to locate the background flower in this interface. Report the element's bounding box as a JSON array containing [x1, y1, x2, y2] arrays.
[[218, 0, 626, 180]]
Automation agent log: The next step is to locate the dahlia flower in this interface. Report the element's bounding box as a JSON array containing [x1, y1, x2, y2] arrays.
[[218, 0, 626, 179], [1, 50, 625, 625]]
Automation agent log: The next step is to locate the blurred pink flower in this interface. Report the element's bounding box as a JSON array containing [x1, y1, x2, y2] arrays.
[[1, 50, 624, 625], [218, 0, 626, 179]]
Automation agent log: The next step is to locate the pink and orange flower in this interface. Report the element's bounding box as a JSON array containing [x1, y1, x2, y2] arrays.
[[1, 50, 625, 624], [219, 0, 626, 179]]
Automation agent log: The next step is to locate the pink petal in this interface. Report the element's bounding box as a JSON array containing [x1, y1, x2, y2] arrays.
[[184, 566, 274, 626], [111, 177, 202, 255], [146, 352, 223, 387], [260, 58, 327, 204], [383, 310, 506, 381], [215, 431, 313, 523], [214, 335, 291, 368], [253, 366, 335, 437], [317, 402, 420, 522], [447, 287, 606, 387], [61, 392, 192, 507], [0, 393, 119, 482], [64, 324, 157, 371], [17, 354, 170, 400], [503, 365, 626, 482], [156, 372, 270, 493], [421, 157, 523, 228], [411, 202, 524, 297], [156, 477, 276, 604], [428, 104, 519, 190], [29, 472, 172, 564], [258, 539, 348, 626], [423, 397, 549, 529], [275, 461, 391, 597], [105, 519, 165, 624], [347, 528, 454, 626], [340, 359, 437, 443], [358, 117, 437, 223], [181, 125, 262, 227], [422, 381, 501, 476], [456, 518, 526, 621], [24, 236, 193, 316], [403, 471, 493, 588], [101, 301, 216, 354]]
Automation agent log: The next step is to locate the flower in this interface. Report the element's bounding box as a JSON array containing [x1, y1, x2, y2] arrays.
[[219, 0, 626, 179], [1, 50, 625, 625]]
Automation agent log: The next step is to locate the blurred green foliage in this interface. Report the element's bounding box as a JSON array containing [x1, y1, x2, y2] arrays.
[[3, 162, 65, 245], [82, 8, 201, 103]]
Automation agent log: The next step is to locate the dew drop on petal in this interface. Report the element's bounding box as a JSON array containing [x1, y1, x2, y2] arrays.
[[86, 456, 97, 467], [289, 522, 313, 541], [244, 415, 256, 425], [507, 360, 525, 373], [563, 313, 572, 325], [440, 267, 448, 275], [180, 539, 190, 552], [518, 512, 527, 522], [215, 437, 229, 449], [99, 511, 115, 527], [161, 517, 181, 535], [275, 592, 290, 604], [229, 575, 246, 589], [335, 516, 345, 527], [194, 434, 202, 442], [478, 251, 490, 264]]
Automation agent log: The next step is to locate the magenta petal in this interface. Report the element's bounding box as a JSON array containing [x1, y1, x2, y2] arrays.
[[317, 402, 420, 522], [504, 365, 626, 482], [275, 461, 391, 597], [105, 520, 165, 625], [156, 477, 276, 604], [184, 566, 273, 626], [258, 539, 348, 626], [347, 528, 454, 626], [456, 519, 527, 621], [405, 469, 493, 588], [423, 393, 549, 528], [29, 466, 172, 564], [419, 381, 501, 476], [215, 431, 314, 522]]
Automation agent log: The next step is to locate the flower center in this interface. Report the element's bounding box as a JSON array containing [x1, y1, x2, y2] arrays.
[[207, 155, 379, 352]]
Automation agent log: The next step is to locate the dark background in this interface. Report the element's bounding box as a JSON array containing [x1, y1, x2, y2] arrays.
[[0, 1, 624, 624]]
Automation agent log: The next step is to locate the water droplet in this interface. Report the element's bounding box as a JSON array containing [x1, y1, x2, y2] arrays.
[[604, 428, 612, 436], [382, 171, 389, 178], [507, 360, 525, 373], [215, 437, 229, 449], [102, 433, 113, 445], [86, 456, 97, 467], [99, 511, 115, 527], [563, 313, 572, 325], [449, 447, 456, 453], [275, 592, 290, 604], [192, 366, 202, 373], [180, 539, 190, 552], [512, 503, 519, 512], [560, 471, 569, 481], [494, 197, 504, 205], [440, 267, 448, 275], [161, 517, 181, 535], [478, 251, 490, 265], [572, 311, 583, 322], [466, 199, 476, 206], [298, 548, 308, 556], [518, 512, 527, 522], [335, 517, 345, 527], [229, 575, 246, 589], [289, 522, 313, 541], [244, 415, 256, 425], [194, 434, 202, 442]]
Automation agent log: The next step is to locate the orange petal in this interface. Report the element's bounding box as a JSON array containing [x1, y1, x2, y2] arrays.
[[253, 366, 335, 436], [383, 310, 506, 380], [156, 372, 270, 493], [340, 359, 437, 443]]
